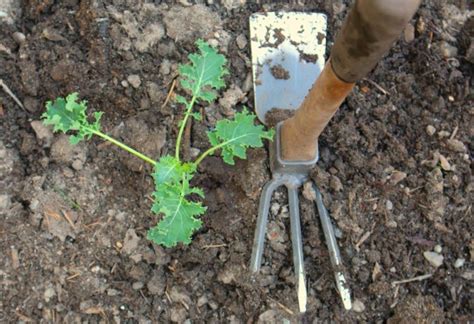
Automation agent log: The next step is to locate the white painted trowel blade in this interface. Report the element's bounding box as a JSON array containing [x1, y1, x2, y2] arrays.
[[250, 12, 327, 124]]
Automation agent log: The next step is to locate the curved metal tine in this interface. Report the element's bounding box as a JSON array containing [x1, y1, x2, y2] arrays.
[[250, 178, 285, 273], [312, 183, 352, 310], [287, 185, 307, 313]]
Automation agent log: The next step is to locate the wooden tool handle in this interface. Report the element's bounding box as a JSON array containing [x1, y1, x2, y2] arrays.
[[281, 0, 421, 161]]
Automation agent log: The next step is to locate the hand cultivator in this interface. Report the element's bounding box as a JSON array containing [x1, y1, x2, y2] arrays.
[[249, 0, 421, 313]]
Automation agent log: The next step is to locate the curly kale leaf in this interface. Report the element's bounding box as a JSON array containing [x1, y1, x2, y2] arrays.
[[207, 108, 274, 165], [42, 92, 102, 144]]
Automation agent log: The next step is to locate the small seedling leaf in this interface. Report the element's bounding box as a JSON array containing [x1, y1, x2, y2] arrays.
[[178, 39, 228, 102], [206, 108, 274, 165], [42, 92, 101, 144]]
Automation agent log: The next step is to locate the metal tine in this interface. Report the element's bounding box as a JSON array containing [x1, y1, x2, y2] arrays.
[[250, 178, 285, 273], [312, 183, 352, 310], [287, 184, 307, 313]]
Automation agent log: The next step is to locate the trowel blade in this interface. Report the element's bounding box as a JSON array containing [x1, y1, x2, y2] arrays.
[[249, 12, 327, 125]]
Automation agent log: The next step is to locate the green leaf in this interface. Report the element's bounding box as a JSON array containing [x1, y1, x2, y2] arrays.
[[42, 92, 102, 144], [153, 155, 194, 184], [178, 39, 228, 102], [207, 108, 274, 165], [149, 161, 206, 247]]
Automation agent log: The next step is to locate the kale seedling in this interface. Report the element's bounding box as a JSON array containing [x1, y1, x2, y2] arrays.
[[42, 40, 274, 247]]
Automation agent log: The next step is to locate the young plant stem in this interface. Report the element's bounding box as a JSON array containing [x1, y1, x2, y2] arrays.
[[194, 135, 244, 166], [89, 128, 157, 166], [175, 95, 197, 162]]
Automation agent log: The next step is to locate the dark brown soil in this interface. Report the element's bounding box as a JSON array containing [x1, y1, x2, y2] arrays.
[[1, 1, 472, 323], [270, 64, 290, 80]]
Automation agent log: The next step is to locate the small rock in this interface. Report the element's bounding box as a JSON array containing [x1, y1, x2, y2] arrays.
[[107, 289, 120, 296], [170, 306, 187, 323], [466, 42, 474, 64], [12, 31, 25, 44], [352, 299, 365, 313], [389, 171, 407, 185], [218, 85, 245, 116], [159, 59, 171, 75], [71, 159, 84, 171], [330, 175, 343, 192], [44, 287, 56, 303], [426, 125, 436, 136], [404, 24, 415, 42], [434, 244, 442, 253], [453, 258, 465, 268], [446, 139, 466, 153], [51, 135, 87, 167], [438, 154, 451, 171], [24, 97, 39, 112], [438, 131, 450, 138], [164, 5, 221, 42], [217, 267, 235, 284], [386, 220, 398, 228], [236, 34, 248, 49], [438, 41, 458, 58], [146, 82, 161, 103], [423, 251, 444, 268], [132, 282, 144, 290], [135, 23, 165, 53], [270, 202, 280, 215], [122, 229, 140, 255], [461, 270, 473, 280], [0, 194, 11, 212], [416, 16, 426, 33], [147, 274, 165, 295], [386, 200, 393, 211], [127, 75, 141, 89], [121, 80, 129, 87], [30, 121, 54, 147]]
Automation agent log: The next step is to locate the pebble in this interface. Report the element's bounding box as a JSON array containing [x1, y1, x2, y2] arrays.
[[404, 24, 415, 42], [389, 170, 407, 185], [423, 251, 444, 268], [426, 125, 436, 136], [454, 258, 465, 268], [122, 229, 140, 254], [330, 175, 343, 192], [127, 75, 141, 88], [461, 271, 473, 280], [12, 31, 25, 44], [0, 194, 11, 211], [386, 200, 393, 210], [446, 139, 466, 153], [439, 41, 458, 58], [159, 59, 171, 75], [121, 80, 129, 88], [31, 120, 54, 147], [434, 244, 442, 253], [72, 159, 84, 171], [236, 34, 248, 49], [352, 299, 366, 312], [132, 282, 144, 290], [270, 202, 280, 215], [146, 82, 161, 103], [44, 287, 56, 302]]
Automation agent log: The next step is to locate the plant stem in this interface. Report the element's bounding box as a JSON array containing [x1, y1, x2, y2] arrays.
[[90, 129, 157, 166], [194, 137, 237, 166], [175, 95, 197, 162]]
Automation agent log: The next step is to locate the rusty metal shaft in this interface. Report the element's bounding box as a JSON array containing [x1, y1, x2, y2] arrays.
[[281, 0, 421, 161]]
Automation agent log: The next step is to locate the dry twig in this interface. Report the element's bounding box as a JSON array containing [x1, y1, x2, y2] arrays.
[[391, 273, 432, 286], [0, 79, 26, 110]]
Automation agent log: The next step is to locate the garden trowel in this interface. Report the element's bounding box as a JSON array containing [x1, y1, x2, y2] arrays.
[[249, 0, 421, 313]]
